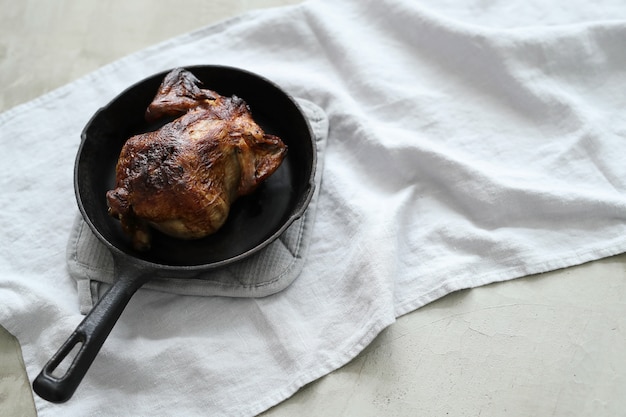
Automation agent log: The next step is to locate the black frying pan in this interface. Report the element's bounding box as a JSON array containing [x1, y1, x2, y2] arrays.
[[33, 65, 317, 403]]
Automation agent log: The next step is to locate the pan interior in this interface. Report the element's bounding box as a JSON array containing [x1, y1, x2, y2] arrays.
[[75, 66, 315, 268]]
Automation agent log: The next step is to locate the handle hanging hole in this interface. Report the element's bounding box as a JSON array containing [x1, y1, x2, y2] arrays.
[[50, 340, 83, 379]]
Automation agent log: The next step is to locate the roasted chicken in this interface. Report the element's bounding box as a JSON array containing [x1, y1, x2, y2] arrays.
[[106, 68, 287, 251]]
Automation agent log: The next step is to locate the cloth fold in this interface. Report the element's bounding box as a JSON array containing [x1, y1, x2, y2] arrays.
[[67, 99, 328, 314], [2, 0, 626, 416]]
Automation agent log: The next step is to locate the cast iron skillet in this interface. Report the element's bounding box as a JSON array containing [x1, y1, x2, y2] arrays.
[[32, 65, 317, 403]]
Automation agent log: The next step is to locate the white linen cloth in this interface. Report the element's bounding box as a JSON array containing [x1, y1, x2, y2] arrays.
[[2, 0, 626, 415]]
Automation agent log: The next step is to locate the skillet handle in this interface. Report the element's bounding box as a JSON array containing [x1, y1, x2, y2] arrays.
[[33, 267, 147, 403]]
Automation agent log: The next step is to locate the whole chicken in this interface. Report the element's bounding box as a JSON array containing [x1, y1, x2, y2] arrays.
[[106, 68, 287, 251]]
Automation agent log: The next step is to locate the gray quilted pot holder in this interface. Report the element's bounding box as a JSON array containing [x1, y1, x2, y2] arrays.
[[67, 99, 328, 314]]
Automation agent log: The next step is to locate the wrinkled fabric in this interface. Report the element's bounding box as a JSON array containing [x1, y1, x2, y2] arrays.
[[1, 0, 626, 416]]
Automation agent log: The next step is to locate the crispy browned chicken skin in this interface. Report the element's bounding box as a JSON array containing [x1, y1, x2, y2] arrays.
[[106, 68, 287, 251]]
